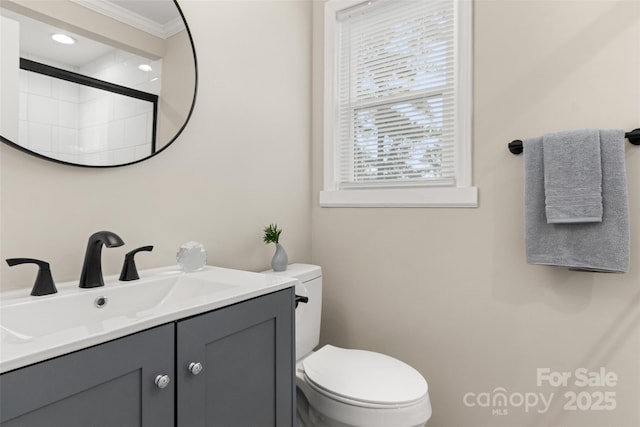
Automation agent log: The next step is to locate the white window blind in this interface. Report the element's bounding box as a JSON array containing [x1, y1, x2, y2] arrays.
[[335, 0, 456, 189]]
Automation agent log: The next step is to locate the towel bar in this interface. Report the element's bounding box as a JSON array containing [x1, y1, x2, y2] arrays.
[[508, 128, 640, 154]]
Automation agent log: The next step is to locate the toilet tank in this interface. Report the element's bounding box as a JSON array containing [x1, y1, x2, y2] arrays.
[[262, 264, 322, 361]]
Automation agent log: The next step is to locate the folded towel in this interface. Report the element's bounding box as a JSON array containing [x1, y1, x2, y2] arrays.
[[543, 129, 602, 223], [524, 129, 629, 273]]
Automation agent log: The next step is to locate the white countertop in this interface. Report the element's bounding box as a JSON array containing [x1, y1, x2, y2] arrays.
[[0, 265, 296, 374]]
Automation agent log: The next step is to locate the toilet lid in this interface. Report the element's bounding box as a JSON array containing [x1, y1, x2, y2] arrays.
[[302, 345, 428, 406]]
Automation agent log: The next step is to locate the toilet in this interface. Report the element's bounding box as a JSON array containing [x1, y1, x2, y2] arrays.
[[265, 264, 432, 427]]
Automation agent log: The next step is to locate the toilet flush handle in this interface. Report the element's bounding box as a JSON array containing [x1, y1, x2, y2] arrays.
[[295, 295, 309, 308]]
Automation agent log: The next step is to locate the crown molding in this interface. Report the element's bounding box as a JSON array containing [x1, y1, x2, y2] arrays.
[[70, 0, 182, 39]]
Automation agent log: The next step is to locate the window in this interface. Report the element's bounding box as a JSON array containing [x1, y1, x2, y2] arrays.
[[321, 0, 477, 207]]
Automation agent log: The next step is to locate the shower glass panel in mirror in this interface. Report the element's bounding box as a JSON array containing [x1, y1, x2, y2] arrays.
[[0, 0, 197, 167]]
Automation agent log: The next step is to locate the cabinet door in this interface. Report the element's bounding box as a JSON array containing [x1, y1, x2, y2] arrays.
[[0, 324, 174, 427], [177, 288, 295, 427]]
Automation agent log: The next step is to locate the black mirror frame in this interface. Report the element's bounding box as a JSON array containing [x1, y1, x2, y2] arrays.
[[0, 0, 198, 168]]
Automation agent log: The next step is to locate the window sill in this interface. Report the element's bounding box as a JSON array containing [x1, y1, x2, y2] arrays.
[[319, 187, 478, 208]]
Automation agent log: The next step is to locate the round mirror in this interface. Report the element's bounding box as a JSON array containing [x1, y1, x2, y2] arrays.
[[0, 0, 197, 167]]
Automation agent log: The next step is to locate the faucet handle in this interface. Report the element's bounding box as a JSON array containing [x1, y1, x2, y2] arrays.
[[6, 258, 58, 296], [119, 246, 153, 281]]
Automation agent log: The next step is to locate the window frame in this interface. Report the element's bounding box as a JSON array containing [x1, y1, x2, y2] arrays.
[[320, 0, 477, 208]]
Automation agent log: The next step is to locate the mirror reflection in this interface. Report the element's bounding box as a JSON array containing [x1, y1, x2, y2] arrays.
[[0, 0, 197, 167]]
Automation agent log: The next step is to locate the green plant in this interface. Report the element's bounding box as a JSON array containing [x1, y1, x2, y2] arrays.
[[263, 224, 282, 245]]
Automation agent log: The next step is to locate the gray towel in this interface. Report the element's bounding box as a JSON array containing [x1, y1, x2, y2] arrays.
[[543, 129, 603, 223], [524, 129, 629, 273]]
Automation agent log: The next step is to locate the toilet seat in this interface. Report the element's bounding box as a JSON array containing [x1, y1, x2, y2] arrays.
[[302, 345, 428, 408], [297, 345, 432, 427]]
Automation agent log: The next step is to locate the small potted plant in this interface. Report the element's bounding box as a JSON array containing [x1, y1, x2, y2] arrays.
[[263, 224, 288, 271]]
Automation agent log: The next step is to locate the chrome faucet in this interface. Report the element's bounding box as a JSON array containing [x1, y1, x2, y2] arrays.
[[79, 231, 125, 288]]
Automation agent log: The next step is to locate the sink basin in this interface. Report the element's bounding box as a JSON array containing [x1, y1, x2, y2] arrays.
[[2, 275, 234, 339], [0, 265, 296, 373]]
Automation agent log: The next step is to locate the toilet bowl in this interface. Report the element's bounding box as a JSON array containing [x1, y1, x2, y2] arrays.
[[264, 264, 431, 427]]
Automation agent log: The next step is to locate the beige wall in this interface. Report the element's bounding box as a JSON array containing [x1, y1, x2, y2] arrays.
[[158, 29, 195, 151], [312, 1, 639, 427], [1, 0, 312, 289]]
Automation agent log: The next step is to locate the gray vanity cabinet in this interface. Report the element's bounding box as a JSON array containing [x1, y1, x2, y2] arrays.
[[0, 288, 295, 427], [0, 324, 175, 427], [177, 288, 295, 427]]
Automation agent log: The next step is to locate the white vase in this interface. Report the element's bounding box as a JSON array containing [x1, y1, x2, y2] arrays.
[[271, 243, 288, 272]]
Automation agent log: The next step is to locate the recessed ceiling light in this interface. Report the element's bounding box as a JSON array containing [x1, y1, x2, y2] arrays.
[[138, 64, 153, 72], [51, 34, 76, 45]]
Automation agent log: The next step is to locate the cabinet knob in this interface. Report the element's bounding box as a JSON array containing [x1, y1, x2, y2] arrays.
[[188, 362, 203, 375], [155, 374, 171, 389]]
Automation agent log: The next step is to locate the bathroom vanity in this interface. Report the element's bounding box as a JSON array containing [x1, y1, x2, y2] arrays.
[[0, 266, 296, 426]]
